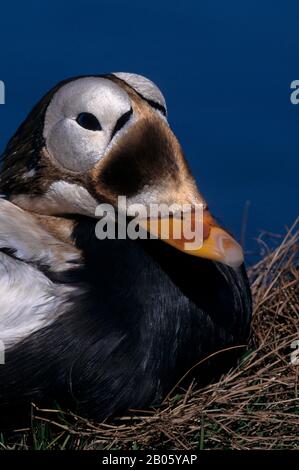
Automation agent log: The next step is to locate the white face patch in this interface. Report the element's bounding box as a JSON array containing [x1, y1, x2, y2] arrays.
[[113, 73, 167, 115], [44, 77, 133, 172]]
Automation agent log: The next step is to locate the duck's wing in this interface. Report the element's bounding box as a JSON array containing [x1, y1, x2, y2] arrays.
[[0, 198, 81, 349], [0, 198, 81, 271]]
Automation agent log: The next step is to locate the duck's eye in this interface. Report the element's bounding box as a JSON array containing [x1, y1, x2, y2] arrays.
[[76, 113, 102, 131]]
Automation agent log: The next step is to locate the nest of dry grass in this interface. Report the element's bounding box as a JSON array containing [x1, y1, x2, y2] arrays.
[[6, 220, 299, 450]]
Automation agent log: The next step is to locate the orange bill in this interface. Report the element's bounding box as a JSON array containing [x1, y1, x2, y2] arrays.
[[137, 209, 244, 268]]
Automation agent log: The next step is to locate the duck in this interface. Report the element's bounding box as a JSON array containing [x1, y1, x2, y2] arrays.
[[0, 73, 252, 424]]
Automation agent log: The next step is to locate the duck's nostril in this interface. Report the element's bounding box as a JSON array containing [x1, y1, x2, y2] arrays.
[[111, 108, 133, 140]]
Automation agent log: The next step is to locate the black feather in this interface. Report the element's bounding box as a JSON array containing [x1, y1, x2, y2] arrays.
[[0, 217, 251, 427]]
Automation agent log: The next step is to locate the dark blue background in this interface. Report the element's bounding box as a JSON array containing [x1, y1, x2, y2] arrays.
[[0, 0, 298, 256]]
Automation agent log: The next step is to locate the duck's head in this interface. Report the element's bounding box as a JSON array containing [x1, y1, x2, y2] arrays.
[[0, 73, 243, 268]]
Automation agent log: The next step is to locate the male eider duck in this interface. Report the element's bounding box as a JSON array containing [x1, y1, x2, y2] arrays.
[[0, 73, 252, 424]]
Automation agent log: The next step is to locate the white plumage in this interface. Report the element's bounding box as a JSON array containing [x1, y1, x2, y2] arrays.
[[0, 198, 81, 348]]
